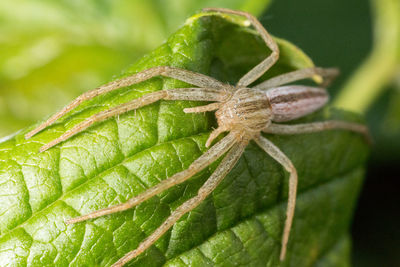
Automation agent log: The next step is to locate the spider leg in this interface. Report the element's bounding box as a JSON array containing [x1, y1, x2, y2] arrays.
[[254, 67, 339, 90], [183, 102, 222, 113], [203, 8, 279, 87], [205, 126, 229, 148], [254, 136, 297, 261], [25, 66, 227, 139], [112, 140, 246, 267], [65, 131, 239, 224], [264, 121, 371, 143], [184, 87, 232, 113], [39, 87, 228, 152]]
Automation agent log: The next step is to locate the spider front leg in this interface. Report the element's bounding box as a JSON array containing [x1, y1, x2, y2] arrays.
[[113, 140, 246, 267], [65, 131, 238, 224], [39, 87, 229, 152], [25, 66, 227, 139], [254, 136, 298, 261], [203, 8, 279, 87]]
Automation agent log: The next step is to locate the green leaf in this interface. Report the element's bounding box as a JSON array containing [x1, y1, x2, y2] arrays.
[[0, 0, 272, 137], [314, 235, 351, 267], [0, 12, 369, 266]]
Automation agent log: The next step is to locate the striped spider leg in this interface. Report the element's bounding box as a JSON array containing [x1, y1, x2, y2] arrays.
[[25, 8, 369, 267]]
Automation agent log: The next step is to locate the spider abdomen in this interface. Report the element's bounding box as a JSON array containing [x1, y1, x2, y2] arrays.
[[266, 85, 329, 122]]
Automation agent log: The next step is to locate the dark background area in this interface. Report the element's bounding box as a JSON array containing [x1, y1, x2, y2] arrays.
[[263, 0, 399, 266]]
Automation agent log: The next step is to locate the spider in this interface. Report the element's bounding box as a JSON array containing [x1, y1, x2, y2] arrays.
[[25, 8, 369, 267]]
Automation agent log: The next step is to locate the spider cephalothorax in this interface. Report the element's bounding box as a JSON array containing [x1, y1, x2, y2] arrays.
[[24, 8, 369, 267], [204, 88, 274, 146], [218, 88, 272, 129]]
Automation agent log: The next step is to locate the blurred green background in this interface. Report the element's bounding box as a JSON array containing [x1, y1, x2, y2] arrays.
[[0, 0, 399, 266]]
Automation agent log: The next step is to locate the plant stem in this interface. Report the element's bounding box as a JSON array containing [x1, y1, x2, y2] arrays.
[[334, 0, 400, 114]]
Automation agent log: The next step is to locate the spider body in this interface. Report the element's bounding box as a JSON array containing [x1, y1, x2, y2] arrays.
[[24, 8, 369, 267], [206, 86, 329, 147]]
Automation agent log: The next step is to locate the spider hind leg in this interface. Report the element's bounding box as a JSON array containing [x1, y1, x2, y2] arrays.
[[254, 136, 298, 261]]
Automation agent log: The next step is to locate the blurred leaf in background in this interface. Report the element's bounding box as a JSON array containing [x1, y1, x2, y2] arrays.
[[0, 0, 271, 137], [333, 0, 400, 162]]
